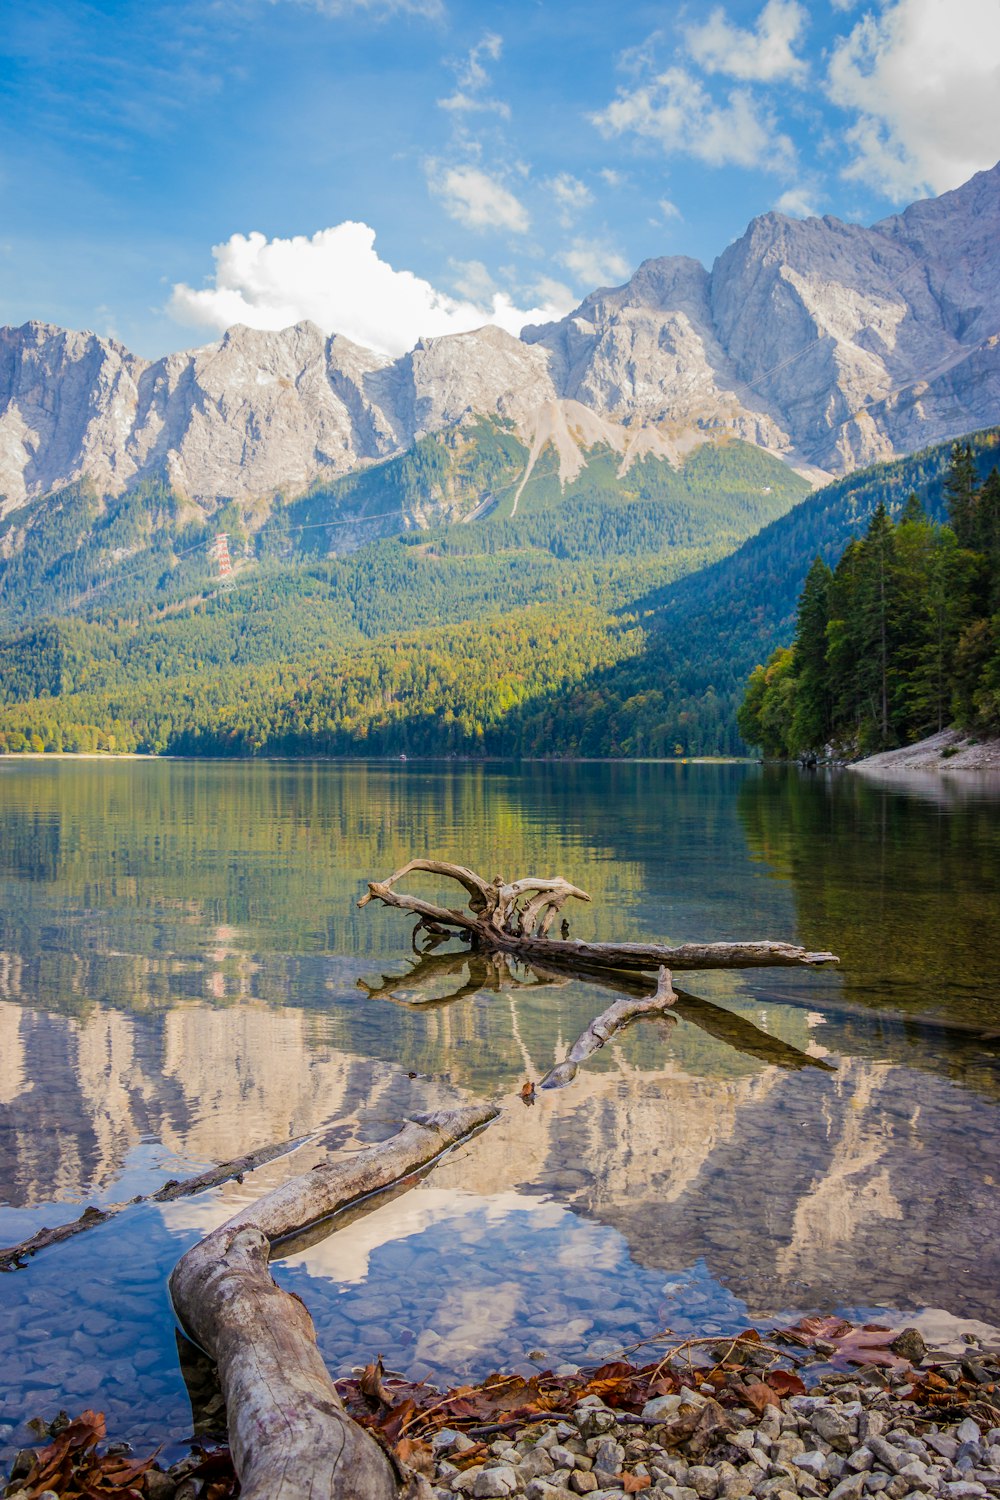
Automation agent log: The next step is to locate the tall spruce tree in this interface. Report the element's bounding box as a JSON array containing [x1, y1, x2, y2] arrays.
[[790, 556, 833, 752], [855, 503, 898, 748], [945, 441, 979, 548]]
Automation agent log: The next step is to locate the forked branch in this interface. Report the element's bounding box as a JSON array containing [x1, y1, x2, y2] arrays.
[[359, 859, 838, 972]]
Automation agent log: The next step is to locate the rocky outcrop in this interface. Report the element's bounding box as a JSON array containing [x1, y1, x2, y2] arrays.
[[1, 164, 999, 513]]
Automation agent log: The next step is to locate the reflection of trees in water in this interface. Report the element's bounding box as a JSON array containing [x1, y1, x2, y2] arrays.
[[737, 766, 1000, 1026]]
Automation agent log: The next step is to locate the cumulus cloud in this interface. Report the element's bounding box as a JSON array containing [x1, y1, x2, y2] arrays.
[[545, 172, 593, 226], [827, 0, 1000, 200], [438, 31, 510, 117], [558, 238, 631, 288], [685, 0, 809, 83], [428, 163, 530, 232], [774, 186, 820, 217], [168, 223, 570, 356], [593, 65, 796, 172]]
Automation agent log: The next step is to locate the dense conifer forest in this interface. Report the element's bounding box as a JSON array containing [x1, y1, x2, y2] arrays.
[[738, 444, 1000, 757]]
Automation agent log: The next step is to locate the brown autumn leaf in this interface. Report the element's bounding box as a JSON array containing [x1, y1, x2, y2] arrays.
[[765, 1370, 807, 1397], [780, 1315, 854, 1345], [377, 1397, 417, 1443], [395, 1436, 435, 1475], [741, 1379, 781, 1415], [361, 1356, 393, 1408], [624, 1475, 652, 1493]]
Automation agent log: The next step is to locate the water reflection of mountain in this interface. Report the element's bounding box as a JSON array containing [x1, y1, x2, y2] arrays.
[[3, 980, 998, 1325]]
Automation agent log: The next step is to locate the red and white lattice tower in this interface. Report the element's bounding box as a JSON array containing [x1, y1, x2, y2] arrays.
[[209, 532, 233, 580]]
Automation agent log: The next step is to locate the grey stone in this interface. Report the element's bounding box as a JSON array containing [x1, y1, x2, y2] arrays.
[[687, 1466, 719, 1498], [593, 1442, 624, 1477], [868, 1438, 908, 1474], [812, 1410, 854, 1450], [795, 1453, 829, 1479], [957, 1424, 983, 1446], [569, 1476, 598, 1495], [577, 1409, 619, 1439], [827, 1476, 869, 1500], [520, 1452, 556, 1481], [473, 1466, 522, 1498]]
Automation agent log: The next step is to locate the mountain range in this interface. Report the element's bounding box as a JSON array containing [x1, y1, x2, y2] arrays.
[[2, 162, 999, 523]]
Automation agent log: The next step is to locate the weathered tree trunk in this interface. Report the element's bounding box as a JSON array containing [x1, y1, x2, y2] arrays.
[[540, 966, 678, 1088], [359, 860, 838, 972], [169, 1103, 497, 1500]]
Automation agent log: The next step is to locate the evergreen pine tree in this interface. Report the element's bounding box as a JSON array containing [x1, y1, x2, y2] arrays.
[[790, 556, 833, 752], [944, 442, 979, 548]]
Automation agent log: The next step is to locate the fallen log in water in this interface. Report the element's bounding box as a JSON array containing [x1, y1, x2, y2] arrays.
[[169, 1103, 498, 1500], [359, 859, 839, 971], [0, 1134, 313, 1272]]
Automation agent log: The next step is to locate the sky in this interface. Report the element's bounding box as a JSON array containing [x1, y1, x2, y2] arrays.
[[1, 0, 998, 360]]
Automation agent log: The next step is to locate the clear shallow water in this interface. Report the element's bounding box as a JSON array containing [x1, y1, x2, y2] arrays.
[[1, 759, 999, 1459]]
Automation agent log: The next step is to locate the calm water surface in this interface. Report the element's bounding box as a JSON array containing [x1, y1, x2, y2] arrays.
[[1, 759, 998, 1459]]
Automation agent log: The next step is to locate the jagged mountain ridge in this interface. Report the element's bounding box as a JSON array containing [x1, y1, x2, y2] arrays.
[[1, 162, 999, 517]]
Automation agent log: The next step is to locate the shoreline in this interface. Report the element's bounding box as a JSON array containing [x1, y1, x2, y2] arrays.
[[5, 1321, 999, 1500], [849, 730, 1000, 776]]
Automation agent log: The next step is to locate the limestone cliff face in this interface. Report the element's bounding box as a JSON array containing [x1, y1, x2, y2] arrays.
[[1, 164, 998, 513]]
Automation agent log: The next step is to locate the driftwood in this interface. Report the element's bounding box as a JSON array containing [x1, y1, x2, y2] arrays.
[[0, 1133, 312, 1272], [359, 859, 839, 971], [169, 1103, 497, 1500], [540, 965, 679, 1088]]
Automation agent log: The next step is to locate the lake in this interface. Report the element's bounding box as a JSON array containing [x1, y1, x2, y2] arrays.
[[1, 758, 999, 1462]]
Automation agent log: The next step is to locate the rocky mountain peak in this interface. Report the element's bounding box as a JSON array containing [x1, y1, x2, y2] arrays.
[[1, 165, 998, 513]]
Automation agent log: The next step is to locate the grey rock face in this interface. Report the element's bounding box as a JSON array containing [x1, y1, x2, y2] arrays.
[[2, 164, 999, 514]]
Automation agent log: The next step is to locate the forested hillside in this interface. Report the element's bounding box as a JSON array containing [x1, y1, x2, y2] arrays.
[[0, 430, 997, 759], [737, 446, 1000, 756]]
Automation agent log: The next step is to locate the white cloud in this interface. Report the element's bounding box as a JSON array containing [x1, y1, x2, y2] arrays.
[[659, 197, 683, 221], [558, 238, 631, 288], [168, 223, 569, 356], [438, 32, 509, 117], [545, 172, 593, 227], [685, 0, 809, 83], [594, 65, 795, 172], [429, 164, 530, 233], [827, 0, 1000, 200], [599, 168, 626, 187], [774, 186, 819, 217], [448, 257, 497, 302]]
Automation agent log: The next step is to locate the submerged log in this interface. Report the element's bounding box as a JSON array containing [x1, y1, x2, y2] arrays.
[[360, 859, 839, 972], [169, 1103, 497, 1500], [0, 1133, 313, 1272]]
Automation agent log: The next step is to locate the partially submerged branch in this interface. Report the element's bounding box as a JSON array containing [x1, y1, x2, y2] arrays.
[[359, 860, 838, 972], [540, 965, 678, 1089]]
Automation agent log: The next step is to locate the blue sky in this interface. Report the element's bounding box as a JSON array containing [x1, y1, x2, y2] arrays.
[[1, 0, 998, 358]]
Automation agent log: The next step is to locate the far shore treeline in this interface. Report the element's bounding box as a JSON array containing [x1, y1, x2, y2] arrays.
[[738, 445, 1000, 758]]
